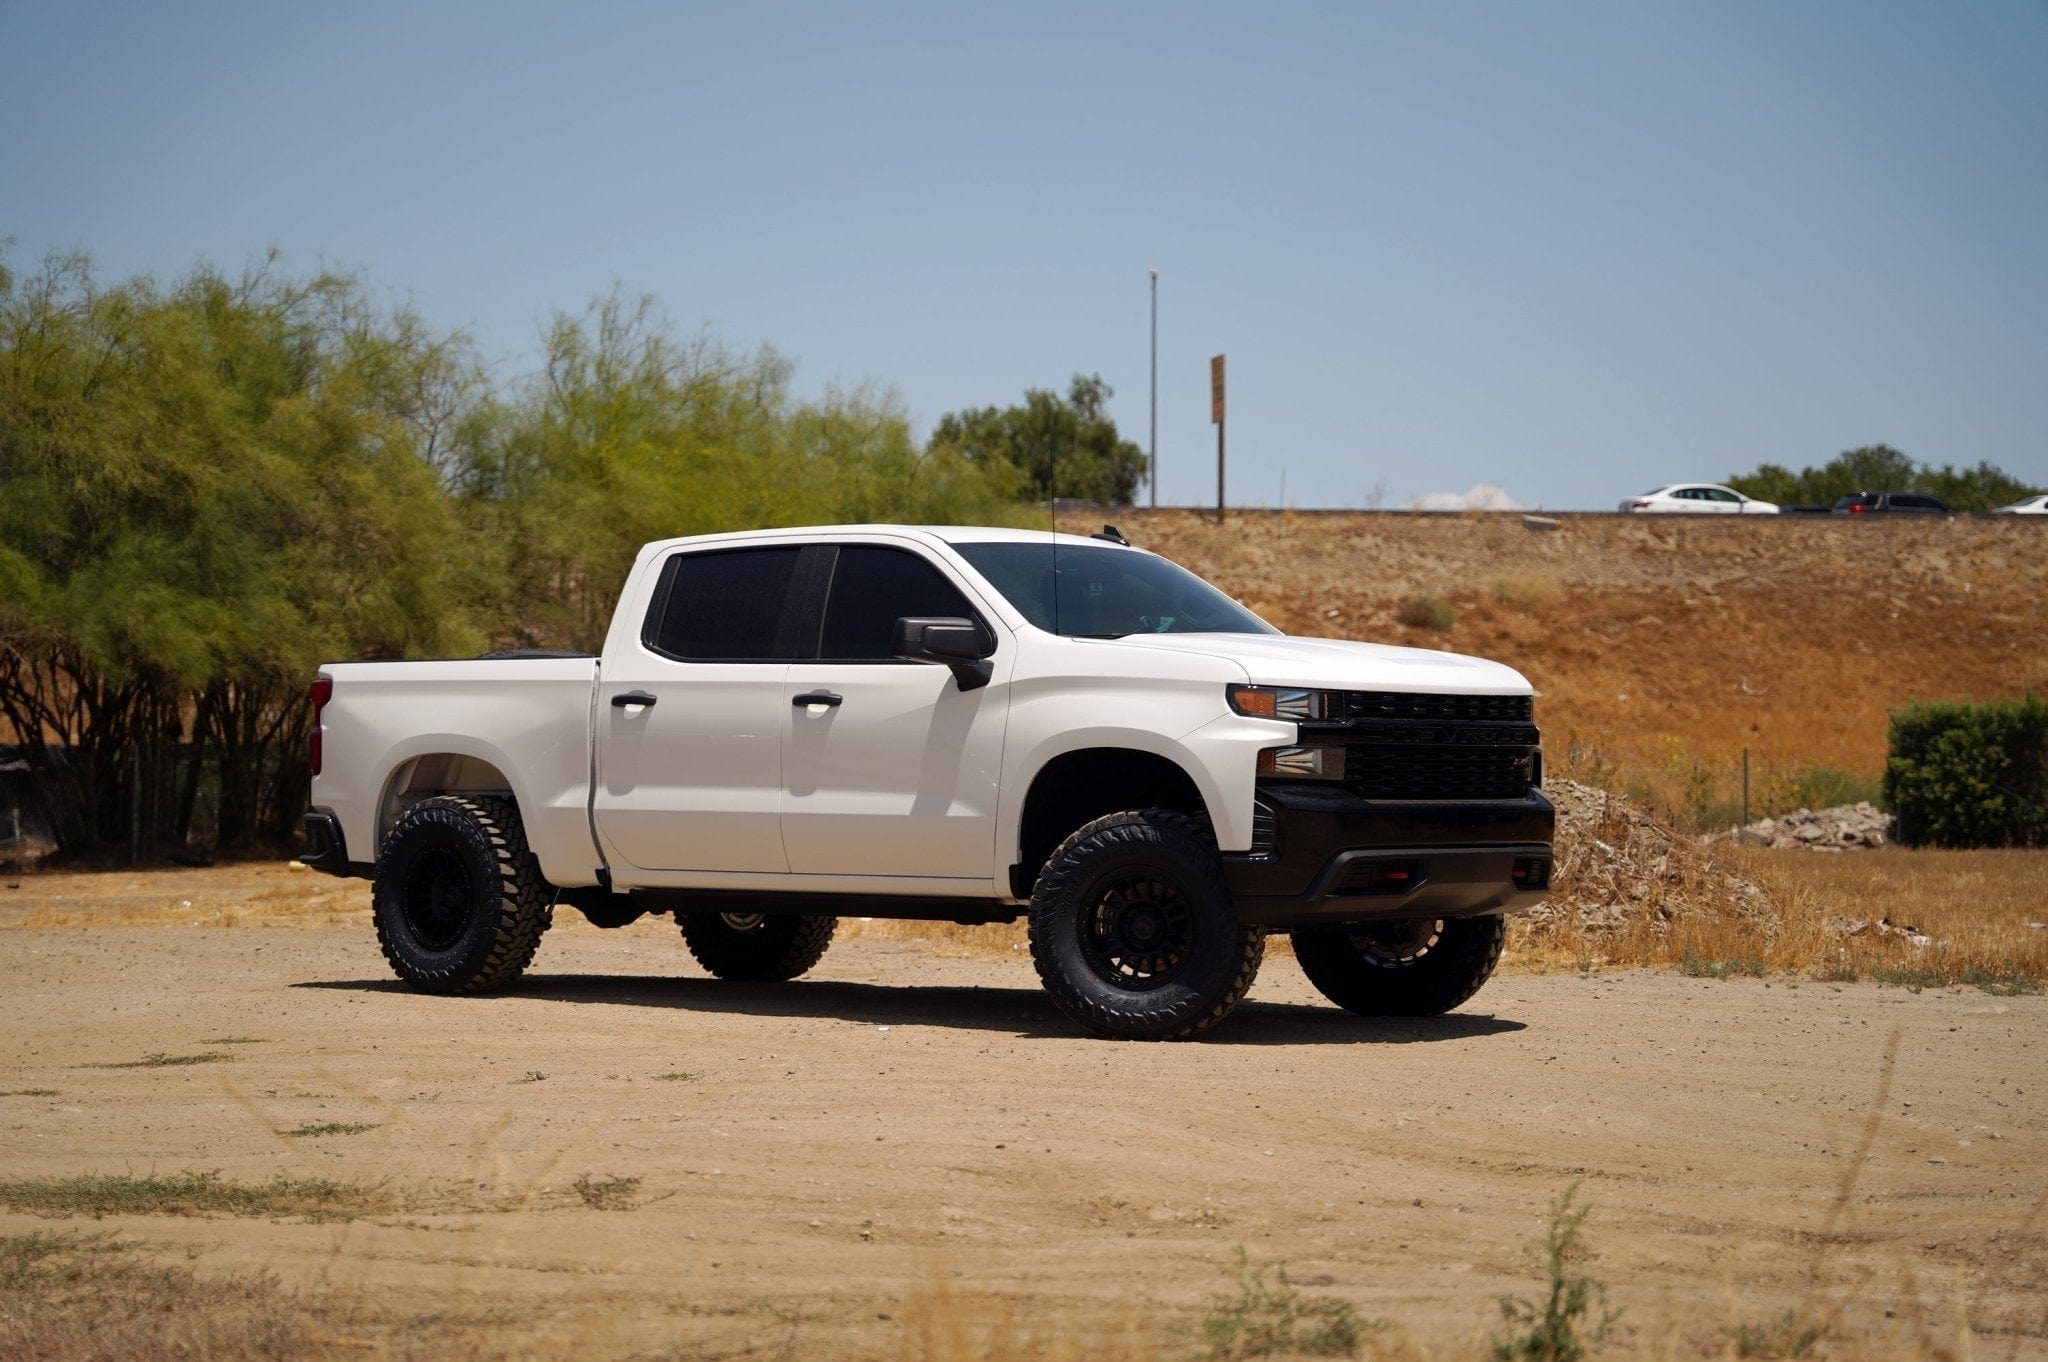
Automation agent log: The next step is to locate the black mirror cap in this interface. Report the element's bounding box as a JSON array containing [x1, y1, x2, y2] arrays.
[[891, 616, 993, 691]]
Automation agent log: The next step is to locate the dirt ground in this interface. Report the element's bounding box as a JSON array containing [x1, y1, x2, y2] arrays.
[[3, 874, 2045, 1359]]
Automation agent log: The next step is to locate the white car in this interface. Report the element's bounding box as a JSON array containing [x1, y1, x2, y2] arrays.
[[1620, 484, 1779, 514], [1991, 494, 2048, 515], [304, 524, 1552, 1039]]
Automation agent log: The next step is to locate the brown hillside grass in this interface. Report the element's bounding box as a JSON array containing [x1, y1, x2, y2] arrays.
[[1100, 510, 2048, 820]]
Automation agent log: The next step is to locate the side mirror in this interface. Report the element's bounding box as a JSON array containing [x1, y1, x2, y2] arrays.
[[891, 616, 992, 692]]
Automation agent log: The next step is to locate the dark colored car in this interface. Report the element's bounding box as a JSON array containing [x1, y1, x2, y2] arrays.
[[1832, 491, 1952, 516]]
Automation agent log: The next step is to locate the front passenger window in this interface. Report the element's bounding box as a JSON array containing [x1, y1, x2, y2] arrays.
[[818, 547, 990, 660]]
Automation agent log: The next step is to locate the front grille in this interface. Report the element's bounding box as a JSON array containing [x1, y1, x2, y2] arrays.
[[1345, 743, 1534, 800], [1338, 691, 1533, 724]]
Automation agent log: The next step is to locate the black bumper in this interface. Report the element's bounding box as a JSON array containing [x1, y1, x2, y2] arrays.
[[1223, 784, 1554, 928], [300, 809, 371, 879]]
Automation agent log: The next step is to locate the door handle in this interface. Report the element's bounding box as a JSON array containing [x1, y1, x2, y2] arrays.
[[611, 691, 658, 708], [791, 690, 843, 708]]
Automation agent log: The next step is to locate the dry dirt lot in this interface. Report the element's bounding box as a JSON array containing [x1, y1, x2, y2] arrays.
[[3, 872, 2045, 1360]]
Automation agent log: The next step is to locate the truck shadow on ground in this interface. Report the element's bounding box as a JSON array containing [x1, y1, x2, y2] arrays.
[[295, 974, 1526, 1046]]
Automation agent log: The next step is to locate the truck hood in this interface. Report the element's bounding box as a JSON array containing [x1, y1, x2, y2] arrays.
[[1096, 632, 1533, 695]]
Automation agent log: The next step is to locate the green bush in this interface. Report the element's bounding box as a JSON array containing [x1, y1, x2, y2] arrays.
[[1396, 594, 1454, 630], [1883, 695, 2048, 848]]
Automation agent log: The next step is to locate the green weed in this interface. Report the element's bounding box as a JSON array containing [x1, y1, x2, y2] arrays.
[[1491, 1183, 1620, 1362], [284, 1122, 379, 1138], [1198, 1246, 1370, 1359]]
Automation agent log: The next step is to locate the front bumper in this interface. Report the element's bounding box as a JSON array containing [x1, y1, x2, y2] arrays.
[[1223, 784, 1554, 927]]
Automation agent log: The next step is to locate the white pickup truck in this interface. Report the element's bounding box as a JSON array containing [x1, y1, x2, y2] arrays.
[[304, 524, 1552, 1039]]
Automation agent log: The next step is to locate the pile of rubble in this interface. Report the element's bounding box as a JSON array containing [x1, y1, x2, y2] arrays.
[[1523, 779, 1779, 941], [1707, 802, 1892, 852]]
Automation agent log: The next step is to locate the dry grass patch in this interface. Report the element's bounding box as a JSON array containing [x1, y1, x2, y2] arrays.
[[85, 1051, 231, 1070], [0, 1231, 311, 1362], [1715, 846, 2048, 988], [0, 1171, 393, 1221], [1, 861, 367, 930]]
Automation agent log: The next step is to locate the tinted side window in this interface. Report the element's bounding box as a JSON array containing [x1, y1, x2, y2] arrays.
[[645, 547, 801, 661], [819, 547, 987, 661]]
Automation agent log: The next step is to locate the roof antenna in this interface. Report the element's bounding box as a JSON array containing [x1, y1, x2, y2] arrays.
[[1091, 524, 1129, 546]]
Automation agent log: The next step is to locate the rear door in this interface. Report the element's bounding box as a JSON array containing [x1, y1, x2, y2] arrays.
[[779, 542, 1013, 881], [593, 545, 804, 873]]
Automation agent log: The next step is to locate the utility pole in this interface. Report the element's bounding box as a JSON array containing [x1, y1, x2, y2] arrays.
[[1210, 354, 1226, 521], [1148, 269, 1158, 510]]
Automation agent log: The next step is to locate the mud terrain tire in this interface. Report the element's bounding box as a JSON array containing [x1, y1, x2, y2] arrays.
[[1028, 809, 1264, 1040], [1291, 914, 1505, 1016], [681, 913, 838, 982], [373, 795, 553, 994]]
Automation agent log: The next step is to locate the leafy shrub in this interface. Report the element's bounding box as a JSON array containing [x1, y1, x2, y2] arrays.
[[1491, 1183, 1620, 1362], [1883, 695, 2048, 847], [1396, 594, 1454, 630], [1199, 1247, 1368, 1359]]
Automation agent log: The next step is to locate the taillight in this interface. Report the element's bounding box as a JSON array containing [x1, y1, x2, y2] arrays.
[[309, 676, 333, 776], [1631, 499, 1652, 510], [1849, 504, 1866, 514]]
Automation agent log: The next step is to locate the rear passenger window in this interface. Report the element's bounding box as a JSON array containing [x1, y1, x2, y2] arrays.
[[645, 547, 801, 661], [818, 547, 990, 661]]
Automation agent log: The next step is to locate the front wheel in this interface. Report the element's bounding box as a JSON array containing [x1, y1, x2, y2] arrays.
[[1291, 914, 1506, 1016], [680, 911, 837, 981], [1028, 809, 1265, 1040]]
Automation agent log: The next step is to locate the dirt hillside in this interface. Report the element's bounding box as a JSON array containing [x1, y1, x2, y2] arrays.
[[1083, 511, 2048, 812]]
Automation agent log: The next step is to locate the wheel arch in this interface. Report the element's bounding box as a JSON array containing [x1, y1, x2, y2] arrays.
[[374, 745, 522, 856], [1007, 744, 1212, 899]]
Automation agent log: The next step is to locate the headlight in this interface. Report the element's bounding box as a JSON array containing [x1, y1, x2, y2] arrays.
[[1227, 685, 1336, 721], [1256, 745, 1346, 780]]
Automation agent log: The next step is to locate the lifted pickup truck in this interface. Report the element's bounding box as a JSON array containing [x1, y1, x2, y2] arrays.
[[304, 524, 1552, 1039]]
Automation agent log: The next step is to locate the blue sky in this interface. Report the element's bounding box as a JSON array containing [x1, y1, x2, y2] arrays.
[[4, 1, 2044, 509]]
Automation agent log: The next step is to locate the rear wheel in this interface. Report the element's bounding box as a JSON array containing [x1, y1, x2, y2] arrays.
[[1291, 914, 1505, 1016], [680, 911, 837, 981], [1028, 809, 1264, 1040], [372, 795, 552, 994]]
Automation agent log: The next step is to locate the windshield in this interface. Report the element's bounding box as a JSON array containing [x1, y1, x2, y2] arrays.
[[952, 542, 1278, 638]]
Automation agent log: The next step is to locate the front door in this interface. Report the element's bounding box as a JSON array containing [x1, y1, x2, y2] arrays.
[[594, 545, 802, 873], [780, 544, 1011, 881]]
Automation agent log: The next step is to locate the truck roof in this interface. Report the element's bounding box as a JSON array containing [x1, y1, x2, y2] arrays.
[[639, 524, 1145, 554]]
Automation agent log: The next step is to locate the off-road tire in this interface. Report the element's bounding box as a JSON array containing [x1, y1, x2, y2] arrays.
[[680, 912, 837, 982], [1291, 914, 1506, 1016], [1028, 808, 1265, 1040], [372, 795, 553, 994]]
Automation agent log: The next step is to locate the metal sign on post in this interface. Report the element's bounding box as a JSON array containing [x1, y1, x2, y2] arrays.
[[1210, 354, 1226, 520]]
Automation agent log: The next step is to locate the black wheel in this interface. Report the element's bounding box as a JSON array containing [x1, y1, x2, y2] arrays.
[[680, 912, 837, 981], [372, 795, 553, 994], [1291, 914, 1506, 1016], [1028, 809, 1265, 1040]]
